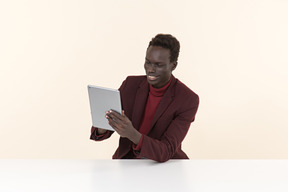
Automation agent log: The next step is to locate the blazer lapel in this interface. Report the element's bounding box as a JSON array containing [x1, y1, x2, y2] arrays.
[[131, 79, 149, 130], [149, 75, 176, 131]]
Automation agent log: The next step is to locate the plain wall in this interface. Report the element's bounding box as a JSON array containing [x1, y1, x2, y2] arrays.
[[0, 0, 287, 159]]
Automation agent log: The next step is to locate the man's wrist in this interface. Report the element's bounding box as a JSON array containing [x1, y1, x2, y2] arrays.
[[129, 130, 142, 145], [97, 128, 107, 135]]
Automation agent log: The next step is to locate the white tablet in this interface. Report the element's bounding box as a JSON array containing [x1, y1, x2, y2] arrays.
[[88, 85, 122, 131]]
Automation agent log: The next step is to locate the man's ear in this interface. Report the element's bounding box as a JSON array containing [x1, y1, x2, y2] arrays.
[[171, 61, 178, 71]]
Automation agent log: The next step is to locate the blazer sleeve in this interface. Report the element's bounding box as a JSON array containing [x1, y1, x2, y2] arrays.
[[90, 126, 114, 141], [135, 94, 199, 162], [89, 78, 129, 142]]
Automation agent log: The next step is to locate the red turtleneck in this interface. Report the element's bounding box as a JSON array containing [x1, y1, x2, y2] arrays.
[[133, 78, 172, 151]]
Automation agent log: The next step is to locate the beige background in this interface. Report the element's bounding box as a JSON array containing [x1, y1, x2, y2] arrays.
[[0, 0, 287, 159]]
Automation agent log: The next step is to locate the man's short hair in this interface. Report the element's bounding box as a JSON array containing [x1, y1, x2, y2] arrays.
[[148, 34, 180, 63]]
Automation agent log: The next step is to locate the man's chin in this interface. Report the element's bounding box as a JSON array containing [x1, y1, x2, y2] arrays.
[[147, 79, 157, 85], [147, 79, 156, 85]]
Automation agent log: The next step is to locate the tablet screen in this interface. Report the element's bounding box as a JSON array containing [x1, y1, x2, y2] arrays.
[[88, 85, 122, 131]]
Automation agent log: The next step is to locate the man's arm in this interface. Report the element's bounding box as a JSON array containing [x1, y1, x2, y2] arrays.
[[105, 110, 142, 145], [134, 94, 199, 162], [138, 105, 198, 162], [90, 126, 113, 141], [97, 128, 107, 134]]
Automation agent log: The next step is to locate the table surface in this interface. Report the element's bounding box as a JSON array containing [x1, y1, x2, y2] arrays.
[[0, 159, 287, 192]]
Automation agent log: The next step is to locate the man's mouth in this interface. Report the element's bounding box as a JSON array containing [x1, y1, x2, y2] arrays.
[[147, 75, 158, 81]]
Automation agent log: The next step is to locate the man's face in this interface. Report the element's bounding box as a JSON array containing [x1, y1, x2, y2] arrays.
[[144, 46, 177, 88]]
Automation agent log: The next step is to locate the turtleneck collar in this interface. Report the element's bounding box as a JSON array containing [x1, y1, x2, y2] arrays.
[[149, 77, 172, 97]]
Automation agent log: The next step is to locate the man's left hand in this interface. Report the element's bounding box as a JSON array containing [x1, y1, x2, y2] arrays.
[[105, 110, 141, 144]]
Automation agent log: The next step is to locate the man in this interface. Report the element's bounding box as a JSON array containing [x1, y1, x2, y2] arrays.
[[90, 34, 199, 162]]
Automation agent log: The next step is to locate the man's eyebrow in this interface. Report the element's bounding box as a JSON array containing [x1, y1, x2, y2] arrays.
[[145, 58, 164, 64], [145, 58, 152, 62]]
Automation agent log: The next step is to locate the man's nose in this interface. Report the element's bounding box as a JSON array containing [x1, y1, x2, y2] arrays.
[[147, 64, 156, 72]]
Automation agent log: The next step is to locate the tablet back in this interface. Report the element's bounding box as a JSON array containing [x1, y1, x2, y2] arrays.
[[88, 85, 122, 131]]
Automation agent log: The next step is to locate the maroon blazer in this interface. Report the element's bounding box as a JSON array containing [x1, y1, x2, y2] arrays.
[[90, 75, 199, 162]]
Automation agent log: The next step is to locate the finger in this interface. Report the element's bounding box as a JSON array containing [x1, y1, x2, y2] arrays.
[[106, 114, 118, 128], [107, 118, 122, 134], [109, 109, 121, 116], [107, 119, 115, 128], [105, 112, 113, 120], [106, 111, 122, 123], [108, 114, 119, 123], [121, 110, 129, 120], [108, 118, 119, 131], [108, 111, 124, 121]]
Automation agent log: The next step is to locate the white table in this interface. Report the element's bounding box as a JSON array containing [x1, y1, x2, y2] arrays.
[[0, 159, 287, 192]]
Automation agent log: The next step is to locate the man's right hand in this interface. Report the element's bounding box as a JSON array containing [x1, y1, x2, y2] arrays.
[[97, 128, 107, 134]]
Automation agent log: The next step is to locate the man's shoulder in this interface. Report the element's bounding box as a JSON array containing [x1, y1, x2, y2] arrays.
[[119, 75, 147, 91], [124, 75, 147, 86], [125, 75, 146, 81], [174, 78, 199, 103]]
